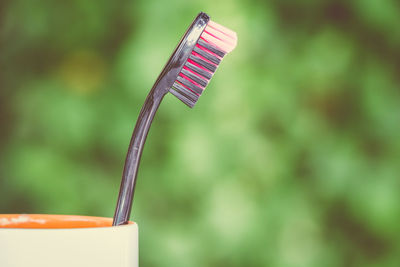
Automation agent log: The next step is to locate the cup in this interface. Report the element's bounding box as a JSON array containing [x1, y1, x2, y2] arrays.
[[0, 214, 138, 267]]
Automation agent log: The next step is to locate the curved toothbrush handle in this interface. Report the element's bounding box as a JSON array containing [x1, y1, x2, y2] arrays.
[[113, 87, 166, 226]]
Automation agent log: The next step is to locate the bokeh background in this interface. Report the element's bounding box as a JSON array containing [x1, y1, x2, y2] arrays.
[[1, 0, 400, 266]]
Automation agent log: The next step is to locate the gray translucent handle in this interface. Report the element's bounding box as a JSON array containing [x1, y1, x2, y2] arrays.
[[112, 87, 165, 226]]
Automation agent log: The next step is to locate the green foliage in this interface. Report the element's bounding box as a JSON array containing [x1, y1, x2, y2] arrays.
[[1, 0, 400, 266]]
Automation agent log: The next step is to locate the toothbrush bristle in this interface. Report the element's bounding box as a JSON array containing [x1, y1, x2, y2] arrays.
[[169, 20, 237, 108]]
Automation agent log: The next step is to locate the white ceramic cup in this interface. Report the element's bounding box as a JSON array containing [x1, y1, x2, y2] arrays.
[[0, 214, 138, 267]]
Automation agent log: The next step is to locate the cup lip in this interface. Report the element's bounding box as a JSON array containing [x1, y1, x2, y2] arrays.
[[0, 214, 135, 230]]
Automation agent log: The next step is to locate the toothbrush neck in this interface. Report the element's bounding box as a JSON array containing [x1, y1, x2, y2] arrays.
[[113, 85, 167, 226]]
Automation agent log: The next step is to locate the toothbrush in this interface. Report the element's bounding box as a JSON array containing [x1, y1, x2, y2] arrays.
[[113, 12, 237, 226]]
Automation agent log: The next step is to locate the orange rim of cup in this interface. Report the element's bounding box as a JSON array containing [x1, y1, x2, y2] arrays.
[[0, 214, 132, 229]]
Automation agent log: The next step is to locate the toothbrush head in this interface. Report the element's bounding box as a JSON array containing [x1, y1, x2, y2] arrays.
[[159, 13, 237, 108]]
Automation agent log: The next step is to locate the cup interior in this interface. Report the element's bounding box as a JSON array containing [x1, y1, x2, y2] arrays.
[[0, 214, 115, 229]]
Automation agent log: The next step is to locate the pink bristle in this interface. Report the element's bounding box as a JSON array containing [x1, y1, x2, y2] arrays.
[[191, 51, 217, 66], [176, 81, 200, 96], [201, 20, 237, 53], [188, 58, 213, 73], [207, 20, 237, 40], [204, 28, 236, 46], [195, 44, 222, 59], [200, 33, 229, 53], [179, 72, 204, 89], [183, 66, 210, 81]]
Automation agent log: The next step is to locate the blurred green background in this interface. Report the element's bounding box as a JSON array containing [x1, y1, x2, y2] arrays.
[[1, 0, 400, 266]]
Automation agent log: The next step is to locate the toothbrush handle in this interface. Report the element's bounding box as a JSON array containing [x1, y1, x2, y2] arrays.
[[113, 87, 166, 226]]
